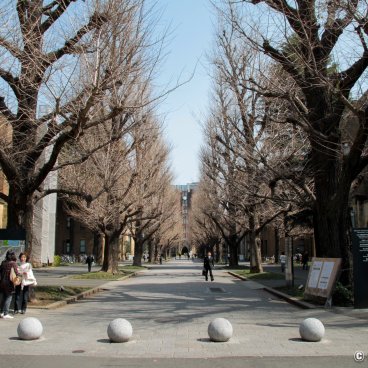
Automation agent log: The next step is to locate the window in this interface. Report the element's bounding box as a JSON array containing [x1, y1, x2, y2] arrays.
[[66, 217, 71, 228], [80, 239, 86, 253]]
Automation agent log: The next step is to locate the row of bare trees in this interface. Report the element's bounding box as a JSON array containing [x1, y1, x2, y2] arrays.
[[0, 0, 181, 269], [193, 0, 368, 280], [58, 113, 180, 272]]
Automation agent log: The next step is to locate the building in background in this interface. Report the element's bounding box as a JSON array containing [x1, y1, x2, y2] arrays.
[[174, 182, 198, 256], [54, 196, 135, 262]]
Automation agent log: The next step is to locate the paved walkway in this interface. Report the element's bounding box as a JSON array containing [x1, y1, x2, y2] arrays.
[[0, 260, 367, 365]]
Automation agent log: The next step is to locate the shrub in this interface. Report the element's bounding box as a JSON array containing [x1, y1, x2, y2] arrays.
[[332, 282, 353, 307], [54, 255, 62, 267]]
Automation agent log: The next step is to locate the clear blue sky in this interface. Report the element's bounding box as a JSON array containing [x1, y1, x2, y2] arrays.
[[153, 0, 214, 185]]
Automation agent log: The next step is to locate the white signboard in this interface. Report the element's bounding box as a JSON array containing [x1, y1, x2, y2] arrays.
[[307, 261, 323, 288], [318, 262, 334, 290], [304, 258, 341, 299]]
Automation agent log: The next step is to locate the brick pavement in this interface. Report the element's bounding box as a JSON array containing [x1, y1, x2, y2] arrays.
[[0, 260, 366, 361]]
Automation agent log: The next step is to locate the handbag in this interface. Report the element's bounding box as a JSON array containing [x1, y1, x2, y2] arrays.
[[23, 268, 37, 287], [10, 267, 21, 286]]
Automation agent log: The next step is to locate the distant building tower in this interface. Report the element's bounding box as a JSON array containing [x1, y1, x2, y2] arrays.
[[174, 183, 198, 256]]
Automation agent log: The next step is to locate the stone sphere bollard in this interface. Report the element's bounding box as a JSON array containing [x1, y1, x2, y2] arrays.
[[299, 318, 325, 342], [208, 318, 233, 342], [17, 317, 43, 340], [107, 318, 133, 343]]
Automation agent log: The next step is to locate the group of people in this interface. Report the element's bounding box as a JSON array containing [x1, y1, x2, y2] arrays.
[[279, 250, 309, 272], [0, 251, 37, 319]]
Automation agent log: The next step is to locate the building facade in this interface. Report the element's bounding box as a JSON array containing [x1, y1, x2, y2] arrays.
[[54, 196, 135, 262], [174, 183, 198, 256]]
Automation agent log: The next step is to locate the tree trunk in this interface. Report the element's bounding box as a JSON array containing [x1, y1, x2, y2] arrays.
[[249, 231, 263, 273], [249, 212, 263, 273], [101, 232, 119, 273], [274, 227, 280, 263], [227, 234, 239, 267], [6, 188, 40, 263], [133, 230, 143, 267], [133, 238, 143, 266], [93, 232, 103, 264], [148, 240, 154, 263], [313, 191, 351, 284], [154, 243, 159, 262], [313, 158, 352, 284]]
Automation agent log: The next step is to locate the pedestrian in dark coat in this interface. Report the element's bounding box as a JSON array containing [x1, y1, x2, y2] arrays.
[[302, 251, 309, 270], [0, 251, 20, 319], [203, 251, 214, 281], [86, 255, 94, 272]]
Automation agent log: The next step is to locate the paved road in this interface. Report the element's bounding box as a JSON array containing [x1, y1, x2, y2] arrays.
[[0, 260, 366, 367], [1, 355, 359, 368]]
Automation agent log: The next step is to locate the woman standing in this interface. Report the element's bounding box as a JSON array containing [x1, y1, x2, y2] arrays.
[[0, 251, 20, 319], [14, 252, 36, 315]]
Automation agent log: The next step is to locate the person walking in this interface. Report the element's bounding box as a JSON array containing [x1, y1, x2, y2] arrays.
[[86, 255, 94, 272], [302, 251, 309, 270], [279, 252, 286, 273], [14, 252, 36, 315], [0, 251, 20, 319], [203, 251, 214, 281]]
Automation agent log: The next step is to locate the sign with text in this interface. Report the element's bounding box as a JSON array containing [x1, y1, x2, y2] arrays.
[[0, 229, 26, 261], [304, 258, 341, 299], [352, 229, 368, 308]]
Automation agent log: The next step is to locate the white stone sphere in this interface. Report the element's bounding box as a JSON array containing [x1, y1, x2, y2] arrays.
[[208, 318, 233, 342], [17, 317, 43, 340], [299, 318, 325, 342], [107, 318, 133, 343]]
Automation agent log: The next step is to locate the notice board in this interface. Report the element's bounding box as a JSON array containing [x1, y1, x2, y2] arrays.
[[304, 258, 341, 299], [352, 229, 368, 308], [0, 229, 26, 261]]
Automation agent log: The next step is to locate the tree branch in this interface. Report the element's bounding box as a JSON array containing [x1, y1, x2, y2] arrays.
[[338, 50, 368, 92], [0, 37, 22, 59], [0, 96, 16, 121], [36, 189, 92, 205], [255, 204, 291, 235], [0, 191, 9, 203], [41, 0, 77, 33], [46, 12, 108, 65]]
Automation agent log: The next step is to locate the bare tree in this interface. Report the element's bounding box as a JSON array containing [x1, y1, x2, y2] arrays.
[[190, 181, 222, 259], [0, 0, 163, 260], [147, 184, 180, 262], [199, 89, 250, 267], [158, 200, 182, 259], [217, 0, 368, 280], [128, 120, 174, 267], [57, 117, 140, 273], [211, 24, 295, 271]]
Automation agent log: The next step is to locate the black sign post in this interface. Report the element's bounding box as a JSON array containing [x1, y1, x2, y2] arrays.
[[0, 228, 26, 241], [352, 229, 368, 308]]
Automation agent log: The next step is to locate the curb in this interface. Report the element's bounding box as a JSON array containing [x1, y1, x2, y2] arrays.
[[29, 286, 104, 310], [29, 270, 139, 310], [263, 287, 318, 309], [228, 271, 247, 281], [227, 271, 316, 309]]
